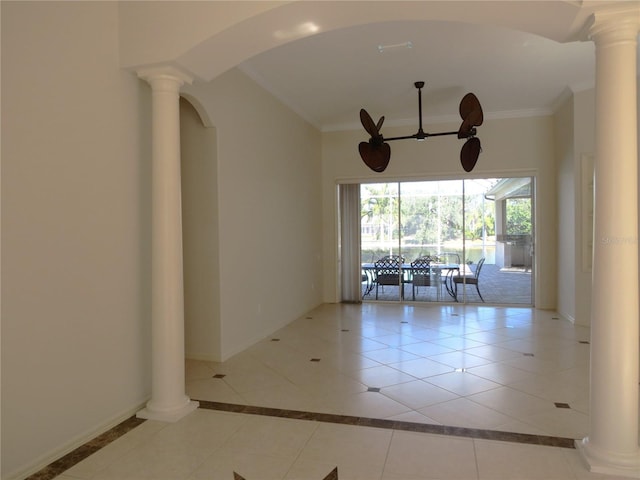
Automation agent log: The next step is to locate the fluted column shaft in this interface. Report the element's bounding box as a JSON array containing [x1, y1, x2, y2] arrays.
[[136, 66, 199, 422], [577, 7, 640, 477]]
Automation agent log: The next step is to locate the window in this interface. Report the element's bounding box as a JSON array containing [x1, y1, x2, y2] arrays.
[[355, 177, 533, 304]]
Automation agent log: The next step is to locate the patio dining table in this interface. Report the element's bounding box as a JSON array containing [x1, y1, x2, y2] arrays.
[[362, 262, 460, 300]]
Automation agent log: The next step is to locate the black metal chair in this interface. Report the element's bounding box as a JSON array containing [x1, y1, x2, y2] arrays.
[[438, 252, 461, 298], [410, 255, 438, 300], [452, 257, 486, 302], [374, 255, 405, 299]]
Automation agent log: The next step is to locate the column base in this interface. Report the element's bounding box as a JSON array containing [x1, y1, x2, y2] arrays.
[[137, 399, 199, 423], [576, 438, 640, 479]]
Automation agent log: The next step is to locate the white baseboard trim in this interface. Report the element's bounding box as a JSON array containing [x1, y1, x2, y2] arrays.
[[4, 399, 149, 480]]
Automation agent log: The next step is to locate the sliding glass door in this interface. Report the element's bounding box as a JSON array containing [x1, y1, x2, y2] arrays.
[[359, 177, 533, 305], [360, 183, 402, 300]]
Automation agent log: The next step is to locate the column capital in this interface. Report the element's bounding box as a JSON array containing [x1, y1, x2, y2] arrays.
[[583, 3, 640, 45], [137, 65, 194, 90]]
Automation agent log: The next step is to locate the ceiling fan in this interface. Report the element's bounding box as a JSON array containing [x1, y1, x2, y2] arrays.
[[358, 81, 483, 173]]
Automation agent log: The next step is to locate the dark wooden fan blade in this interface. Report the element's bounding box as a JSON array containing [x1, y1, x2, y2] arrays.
[[470, 107, 483, 127], [359, 141, 391, 172], [360, 109, 379, 137], [457, 108, 483, 138], [459, 93, 483, 140], [458, 117, 473, 139], [376, 116, 385, 132], [460, 137, 481, 172], [459, 93, 481, 120]]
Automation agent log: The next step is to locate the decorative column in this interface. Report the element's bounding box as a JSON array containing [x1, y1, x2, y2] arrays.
[[136, 66, 199, 422], [576, 6, 640, 477]]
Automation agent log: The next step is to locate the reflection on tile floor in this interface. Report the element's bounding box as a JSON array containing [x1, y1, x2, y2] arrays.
[[47, 303, 640, 479], [190, 303, 594, 440]]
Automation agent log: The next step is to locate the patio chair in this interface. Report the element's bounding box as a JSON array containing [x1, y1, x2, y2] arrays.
[[374, 255, 405, 299], [452, 257, 485, 302], [410, 255, 439, 300]]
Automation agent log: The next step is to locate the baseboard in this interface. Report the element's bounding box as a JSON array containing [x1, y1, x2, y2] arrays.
[[185, 352, 222, 362], [3, 399, 149, 480]]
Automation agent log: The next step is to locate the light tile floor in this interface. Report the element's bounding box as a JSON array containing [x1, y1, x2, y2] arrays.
[[54, 409, 627, 480], [189, 303, 594, 439], [50, 303, 639, 480]]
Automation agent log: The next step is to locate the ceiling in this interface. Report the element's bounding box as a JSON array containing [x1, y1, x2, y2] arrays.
[[238, 17, 603, 132]]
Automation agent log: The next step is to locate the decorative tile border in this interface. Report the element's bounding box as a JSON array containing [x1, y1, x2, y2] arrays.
[[197, 400, 576, 449], [27, 399, 577, 479], [235, 466, 338, 480]]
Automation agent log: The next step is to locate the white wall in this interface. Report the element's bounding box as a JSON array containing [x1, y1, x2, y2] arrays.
[[1, 2, 151, 478], [555, 95, 577, 322], [554, 88, 596, 326], [180, 99, 221, 361], [572, 89, 595, 325], [322, 114, 558, 309], [183, 68, 324, 360]]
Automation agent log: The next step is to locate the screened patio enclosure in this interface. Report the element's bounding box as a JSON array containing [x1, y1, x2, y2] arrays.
[[357, 178, 533, 305]]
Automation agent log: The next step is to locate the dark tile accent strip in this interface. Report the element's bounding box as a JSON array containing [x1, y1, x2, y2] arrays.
[[367, 387, 381, 392], [213, 374, 226, 378], [196, 400, 577, 449], [539, 435, 576, 448], [25, 415, 146, 480], [554, 402, 571, 409], [235, 467, 338, 480], [324, 466, 339, 480]]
